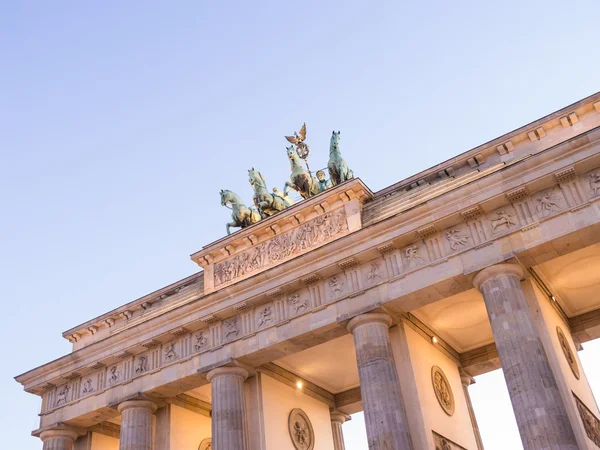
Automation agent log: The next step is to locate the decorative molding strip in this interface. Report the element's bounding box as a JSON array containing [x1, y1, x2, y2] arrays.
[[460, 205, 483, 221], [555, 166, 577, 183], [141, 339, 161, 349], [301, 274, 320, 285], [338, 257, 358, 271], [416, 224, 437, 239], [376, 242, 396, 254], [506, 186, 529, 203]]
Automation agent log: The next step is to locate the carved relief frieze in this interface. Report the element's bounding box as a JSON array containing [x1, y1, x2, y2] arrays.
[[214, 208, 349, 287], [585, 168, 600, 199], [163, 342, 178, 363], [432, 366, 455, 416], [134, 354, 149, 375], [432, 431, 467, 450], [557, 326, 580, 380], [288, 293, 309, 315], [535, 188, 565, 217], [288, 408, 315, 450], [81, 378, 94, 395], [488, 206, 519, 235], [256, 305, 274, 329], [364, 261, 384, 285], [328, 275, 345, 298], [574, 393, 600, 446], [108, 364, 122, 386], [223, 318, 239, 341], [402, 243, 427, 270], [445, 228, 470, 253], [55, 384, 71, 407], [194, 331, 209, 352]]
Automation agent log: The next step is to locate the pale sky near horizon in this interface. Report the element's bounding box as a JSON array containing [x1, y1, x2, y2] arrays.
[[2, 2, 600, 449]]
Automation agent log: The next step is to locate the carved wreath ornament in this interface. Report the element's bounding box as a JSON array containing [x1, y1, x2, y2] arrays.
[[431, 366, 455, 416], [288, 408, 315, 450], [556, 326, 580, 380]]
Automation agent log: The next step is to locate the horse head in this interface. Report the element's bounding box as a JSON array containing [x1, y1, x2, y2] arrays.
[[330, 130, 341, 153], [220, 189, 230, 206], [248, 167, 266, 189], [286, 145, 298, 161]]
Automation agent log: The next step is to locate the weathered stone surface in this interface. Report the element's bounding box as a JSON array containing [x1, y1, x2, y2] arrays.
[[40, 428, 78, 450], [207, 367, 249, 450], [347, 313, 413, 450], [474, 264, 578, 450], [117, 400, 157, 450], [330, 410, 350, 450]]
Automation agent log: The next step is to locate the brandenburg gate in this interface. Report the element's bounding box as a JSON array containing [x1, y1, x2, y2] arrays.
[[16, 92, 600, 449]]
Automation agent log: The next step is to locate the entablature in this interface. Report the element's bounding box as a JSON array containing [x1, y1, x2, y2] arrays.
[[16, 126, 600, 411]]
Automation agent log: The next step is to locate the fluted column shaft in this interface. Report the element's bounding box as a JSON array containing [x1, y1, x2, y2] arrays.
[[330, 411, 350, 450], [118, 400, 157, 450], [460, 372, 484, 450], [347, 313, 413, 450], [474, 264, 577, 450], [207, 367, 249, 450], [40, 429, 78, 450]]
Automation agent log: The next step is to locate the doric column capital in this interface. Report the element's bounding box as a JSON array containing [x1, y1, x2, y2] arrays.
[[330, 410, 351, 424], [206, 366, 249, 383], [117, 399, 158, 414], [347, 312, 392, 334], [459, 371, 475, 387], [473, 263, 524, 291], [39, 428, 78, 443]]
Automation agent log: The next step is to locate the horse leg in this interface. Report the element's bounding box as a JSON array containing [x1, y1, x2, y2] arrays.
[[226, 222, 235, 235], [284, 181, 297, 196]]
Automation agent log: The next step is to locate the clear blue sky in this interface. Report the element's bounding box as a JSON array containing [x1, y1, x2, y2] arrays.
[[2, 1, 599, 449]]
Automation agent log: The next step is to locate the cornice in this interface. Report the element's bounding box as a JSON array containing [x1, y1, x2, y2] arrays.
[[15, 109, 600, 396]]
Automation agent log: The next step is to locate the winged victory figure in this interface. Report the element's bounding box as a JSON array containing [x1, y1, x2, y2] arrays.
[[285, 122, 310, 159]]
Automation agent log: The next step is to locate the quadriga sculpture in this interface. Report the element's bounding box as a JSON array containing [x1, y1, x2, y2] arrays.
[[248, 168, 293, 218], [283, 145, 322, 199], [327, 131, 354, 185], [220, 189, 261, 235]]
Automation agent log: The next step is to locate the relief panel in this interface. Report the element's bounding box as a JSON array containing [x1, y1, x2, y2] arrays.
[[213, 208, 349, 287], [486, 205, 520, 237], [573, 393, 600, 447], [534, 187, 566, 217], [432, 431, 467, 450], [288, 291, 310, 317], [401, 242, 428, 271], [363, 259, 385, 286], [583, 167, 600, 200]]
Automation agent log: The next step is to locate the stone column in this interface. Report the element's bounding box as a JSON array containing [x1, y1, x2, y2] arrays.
[[207, 367, 249, 450], [473, 264, 577, 450], [330, 410, 351, 450], [347, 312, 413, 450], [40, 428, 78, 450], [459, 371, 484, 450], [117, 399, 158, 450]]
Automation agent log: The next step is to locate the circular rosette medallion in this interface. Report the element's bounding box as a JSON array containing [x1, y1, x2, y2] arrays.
[[198, 437, 211, 450], [431, 366, 455, 416], [288, 408, 315, 450], [556, 326, 580, 380]]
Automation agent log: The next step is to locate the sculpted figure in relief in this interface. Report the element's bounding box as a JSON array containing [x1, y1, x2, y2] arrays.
[[405, 245, 423, 268], [537, 190, 561, 216], [82, 379, 93, 394], [589, 172, 600, 197], [293, 421, 310, 449], [220, 189, 261, 235], [445, 230, 469, 251], [366, 262, 383, 282], [329, 275, 344, 296], [491, 210, 517, 232], [164, 343, 177, 362], [327, 131, 354, 186], [214, 209, 348, 286], [289, 294, 309, 314], [194, 332, 208, 351], [257, 306, 273, 328], [109, 365, 120, 384], [135, 355, 148, 374], [56, 384, 70, 406], [223, 319, 238, 340]]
